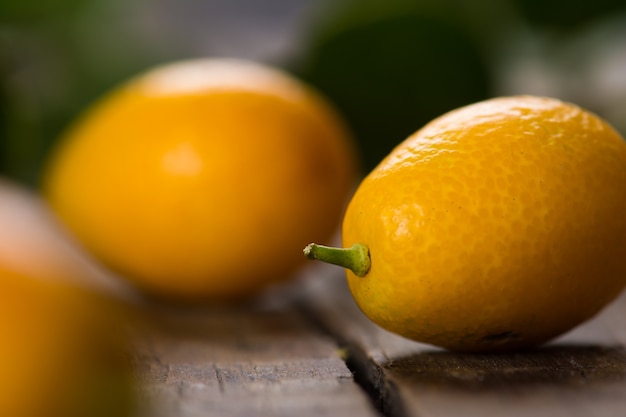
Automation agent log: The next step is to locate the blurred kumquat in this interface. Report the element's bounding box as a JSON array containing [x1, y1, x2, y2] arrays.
[[42, 58, 359, 302]]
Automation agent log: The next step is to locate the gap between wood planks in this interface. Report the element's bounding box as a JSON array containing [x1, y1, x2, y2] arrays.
[[293, 264, 626, 417], [332, 334, 407, 417], [297, 296, 407, 417]]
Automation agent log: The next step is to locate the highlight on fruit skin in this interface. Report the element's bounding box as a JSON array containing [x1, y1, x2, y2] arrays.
[[305, 95, 626, 352]]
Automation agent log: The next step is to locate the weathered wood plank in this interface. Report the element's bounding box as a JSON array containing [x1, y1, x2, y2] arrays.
[[131, 286, 379, 417], [130, 261, 626, 417], [302, 264, 626, 417]]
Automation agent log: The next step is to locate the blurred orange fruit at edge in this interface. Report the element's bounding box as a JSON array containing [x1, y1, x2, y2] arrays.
[[340, 96, 626, 352], [0, 180, 137, 416], [0, 266, 136, 417], [42, 58, 359, 302]]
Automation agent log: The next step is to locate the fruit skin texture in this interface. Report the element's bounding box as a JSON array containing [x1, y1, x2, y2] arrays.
[[42, 58, 358, 301], [342, 95, 626, 352]]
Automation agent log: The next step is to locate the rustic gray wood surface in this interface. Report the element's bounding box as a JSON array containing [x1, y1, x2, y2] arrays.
[[132, 263, 626, 417], [131, 285, 376, 417]]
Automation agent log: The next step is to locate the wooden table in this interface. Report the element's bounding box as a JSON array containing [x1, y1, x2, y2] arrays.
[[131, 264, 626, 417]]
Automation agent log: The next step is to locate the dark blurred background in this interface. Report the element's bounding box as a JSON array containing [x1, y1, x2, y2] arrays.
[[2, 0, 626, 186]]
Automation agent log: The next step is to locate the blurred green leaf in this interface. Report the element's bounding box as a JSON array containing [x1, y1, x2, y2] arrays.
[[511, 0, 626, 30], [292, 0, 494, 171], [0, 0, 85, 22], [0, 0, 164, 186]]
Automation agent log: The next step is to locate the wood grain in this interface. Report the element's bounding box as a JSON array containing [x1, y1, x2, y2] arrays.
[[303, 264, 626, 417], [130, 281, 378, 417], [131, 262, 626, 417]]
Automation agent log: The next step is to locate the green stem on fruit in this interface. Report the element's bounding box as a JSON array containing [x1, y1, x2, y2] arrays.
[[303, 243, 370, 277]]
